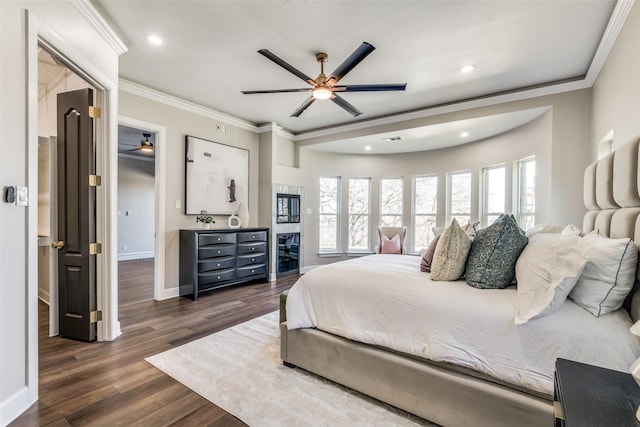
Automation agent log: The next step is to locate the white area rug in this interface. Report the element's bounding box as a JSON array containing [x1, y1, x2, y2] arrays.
[[146, 312, 435, 426]]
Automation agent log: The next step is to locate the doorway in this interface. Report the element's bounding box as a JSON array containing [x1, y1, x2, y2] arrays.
[[37, 45, 97, 337], [117, 124, 157, 306]]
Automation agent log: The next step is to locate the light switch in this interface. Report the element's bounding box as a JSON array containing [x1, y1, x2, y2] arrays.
[[307, 208, 312, 215], [176, 200, 181, 209]]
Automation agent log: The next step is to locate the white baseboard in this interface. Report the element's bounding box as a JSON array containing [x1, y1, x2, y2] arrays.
[[118, 251, 155, 261], [156, 286, 180, 301], [300, 265, 319, 274], [38, 288, 50, 305], [1, 386, 31, 426]]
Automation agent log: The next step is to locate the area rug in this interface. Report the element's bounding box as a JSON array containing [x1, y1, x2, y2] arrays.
[[145, 311, 436, 426]]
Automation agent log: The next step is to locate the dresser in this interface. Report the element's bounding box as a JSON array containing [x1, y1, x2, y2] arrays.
[[179, 228, 269, 300], [554, 358, 640, 427]]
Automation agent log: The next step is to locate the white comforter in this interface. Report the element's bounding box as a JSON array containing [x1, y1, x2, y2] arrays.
[[286, 254, 640, 395]]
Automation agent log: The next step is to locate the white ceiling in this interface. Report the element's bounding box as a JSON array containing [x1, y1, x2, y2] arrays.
[[94, 0, 618, 152]]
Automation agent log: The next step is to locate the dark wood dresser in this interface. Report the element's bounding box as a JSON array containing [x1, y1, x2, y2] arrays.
[[179, 228, 269, 300]]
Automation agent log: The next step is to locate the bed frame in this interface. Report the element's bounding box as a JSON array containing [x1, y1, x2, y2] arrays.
[[280, 137, 640, 427]]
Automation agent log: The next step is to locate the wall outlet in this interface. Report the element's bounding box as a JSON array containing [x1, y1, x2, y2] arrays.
[[123, 244, 128, 251], [175, 200, 181, 209]]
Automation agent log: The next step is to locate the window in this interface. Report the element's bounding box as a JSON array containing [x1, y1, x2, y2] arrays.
[[348, 178, 370, 251], [414, 175, 438, 252], [319, 177, 340, 252], [380, 178, 403, 227], [517, 157, 536, 231], [448, 171, 471, 226], [481, 165, 505, 227]]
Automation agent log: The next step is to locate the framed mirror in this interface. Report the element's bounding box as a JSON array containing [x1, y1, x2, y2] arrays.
[[185, 135, 249, 215]]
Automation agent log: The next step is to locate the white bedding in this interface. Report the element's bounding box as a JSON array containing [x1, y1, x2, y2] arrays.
[[286, 254, 640, 396]]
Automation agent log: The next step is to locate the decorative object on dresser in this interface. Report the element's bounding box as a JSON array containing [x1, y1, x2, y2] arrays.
[[554, 358, 640, 427], [179, 228, 269, 300]]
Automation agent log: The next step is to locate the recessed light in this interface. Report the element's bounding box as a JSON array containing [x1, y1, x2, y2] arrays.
[[147, 35, 163, 45], [365, 146, 372, 151], [460, 131, 470, 138], [460, 64, 475, 73]]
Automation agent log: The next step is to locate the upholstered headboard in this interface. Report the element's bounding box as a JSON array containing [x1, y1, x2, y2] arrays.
[[583, 137, 640, 321]]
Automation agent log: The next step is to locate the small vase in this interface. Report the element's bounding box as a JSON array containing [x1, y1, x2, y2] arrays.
[[228, 214, 241, 229], [202, 222, 211, 230], [237, 202, 249, 228]]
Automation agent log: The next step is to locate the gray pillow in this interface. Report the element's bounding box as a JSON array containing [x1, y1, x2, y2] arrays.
[[465, 214, 528, 289]]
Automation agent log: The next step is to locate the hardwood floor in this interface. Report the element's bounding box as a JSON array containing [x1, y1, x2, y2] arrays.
[[10, 274, 298, 426], [118, 258, 155, 306]]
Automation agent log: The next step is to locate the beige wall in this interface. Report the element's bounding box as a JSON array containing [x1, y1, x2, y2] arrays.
[[1, 0, 120, 423], [591, 2, 640, 157], [118, 91, 260, 293]]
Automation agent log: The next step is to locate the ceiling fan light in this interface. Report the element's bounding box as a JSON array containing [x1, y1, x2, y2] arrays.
[[313, 86, 332, 100]]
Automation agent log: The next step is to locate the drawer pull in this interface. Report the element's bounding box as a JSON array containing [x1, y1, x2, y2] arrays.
[[217, 263, 221, 267], [217, 276, 221, 279], [251, 235, 255, 239], [217, 237, 221, 241], [251, 247, 255, 251], [251, 258, 255, 262], [217, 250, 221, 254], [252, 270, 255, 273]]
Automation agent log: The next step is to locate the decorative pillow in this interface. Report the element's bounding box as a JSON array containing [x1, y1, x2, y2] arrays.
[[569, 233, 638, 316], [525, 223, 562, 238], [514, 234, 586, 324], [380, 233, 402, 254], [462, 221, 480, 239], [420, 234, 441, 272], [465, 214, 528, 289], [430, 218, 472, 281]]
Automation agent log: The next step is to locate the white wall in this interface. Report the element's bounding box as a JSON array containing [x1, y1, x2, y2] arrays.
[[591, 2, 640, 157], [118, 90, 260, 294], [0, 1, 120, 424], [118, 156, 155, 259]]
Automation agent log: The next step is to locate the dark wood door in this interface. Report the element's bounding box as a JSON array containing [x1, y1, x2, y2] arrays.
[[56, 88, 97, 341]]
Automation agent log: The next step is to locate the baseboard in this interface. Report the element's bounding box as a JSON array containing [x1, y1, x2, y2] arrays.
[[38, 288, 50, 305], [300, 265, 319, 274], [1, 386, 32, 426], [117, 251, 154, 261], [156, 286, 180, 301]]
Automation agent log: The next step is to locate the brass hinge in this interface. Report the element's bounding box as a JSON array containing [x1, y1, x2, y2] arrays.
[[89, 175, 102, 187], [89, 243, 102, 255], [89, 106, 101, 118], [90, 310, 103, 323]]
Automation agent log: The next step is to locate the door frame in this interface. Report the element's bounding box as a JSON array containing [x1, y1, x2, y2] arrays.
[[118, 117, 167, 301], [27, 9, 121, 376]]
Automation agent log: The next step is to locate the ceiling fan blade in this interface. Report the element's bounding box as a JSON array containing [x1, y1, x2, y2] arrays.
[[326, 42, 375, 85], [258, 49, 316, 86], [241, 88, 313, 94], [331, 94, 363, 117], [333, 83, 407, 92], [290, 96, 316, 117]]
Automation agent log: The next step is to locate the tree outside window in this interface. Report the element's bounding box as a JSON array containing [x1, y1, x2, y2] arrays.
[[517, 157, 536, 230], [414, 175, 437, 251], [482, 165, 505, 227], [319, 177, 340, 252], [448, 171, 471, 226], [380, 178, 403, 227], [348, 178, 370, 250]]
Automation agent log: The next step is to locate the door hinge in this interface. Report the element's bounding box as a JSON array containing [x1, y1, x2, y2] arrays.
[[89, 175, 102, 187], [89, 106, 101, 118], [90, 310, 103, 323], [89, 243, 102, 255]]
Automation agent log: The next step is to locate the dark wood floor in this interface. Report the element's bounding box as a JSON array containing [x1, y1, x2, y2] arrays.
[[118, 258, 154, 306], [10, 269, 298, 426]]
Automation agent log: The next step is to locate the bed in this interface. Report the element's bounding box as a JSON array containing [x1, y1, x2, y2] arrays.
[[280, 137, 640, 427]]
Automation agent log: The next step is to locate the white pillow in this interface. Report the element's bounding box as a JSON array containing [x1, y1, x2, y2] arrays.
[[430, 218, 472, 281], [525, 223, 563, 238], [569, 233, 638, 317], [514, 234, 586, 324], [561, 224, 582, 236]]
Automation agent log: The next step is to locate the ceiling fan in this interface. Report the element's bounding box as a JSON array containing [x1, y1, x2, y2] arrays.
[[119, 132, 155, 155], [241, 42, 406, 118]]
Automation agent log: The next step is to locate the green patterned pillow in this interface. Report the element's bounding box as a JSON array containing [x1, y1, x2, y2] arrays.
[[465, 214, 528, 289]]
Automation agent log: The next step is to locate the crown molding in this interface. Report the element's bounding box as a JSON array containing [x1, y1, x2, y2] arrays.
[[119, 79, 259, 132], [71, 0, 128, 56], [257, 122, 295, 139], [585, 0, 634, 85]]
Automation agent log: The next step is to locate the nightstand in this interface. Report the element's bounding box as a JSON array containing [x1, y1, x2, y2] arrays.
[[554, 358, 640, 426]]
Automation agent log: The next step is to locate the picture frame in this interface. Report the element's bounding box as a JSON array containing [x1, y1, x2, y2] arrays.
[[185, 135, 249, 215]]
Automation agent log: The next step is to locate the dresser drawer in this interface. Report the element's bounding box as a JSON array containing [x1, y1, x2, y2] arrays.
[[199, 244, 236, 259], [199, 233, 236, 246], [198, 268, 235, 286], [236, 264, 267, 279], [237, 253, 266, 267], [198, 256, 235, 273], [237, 231, 267, 243], [237, 241, 267, 255]]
